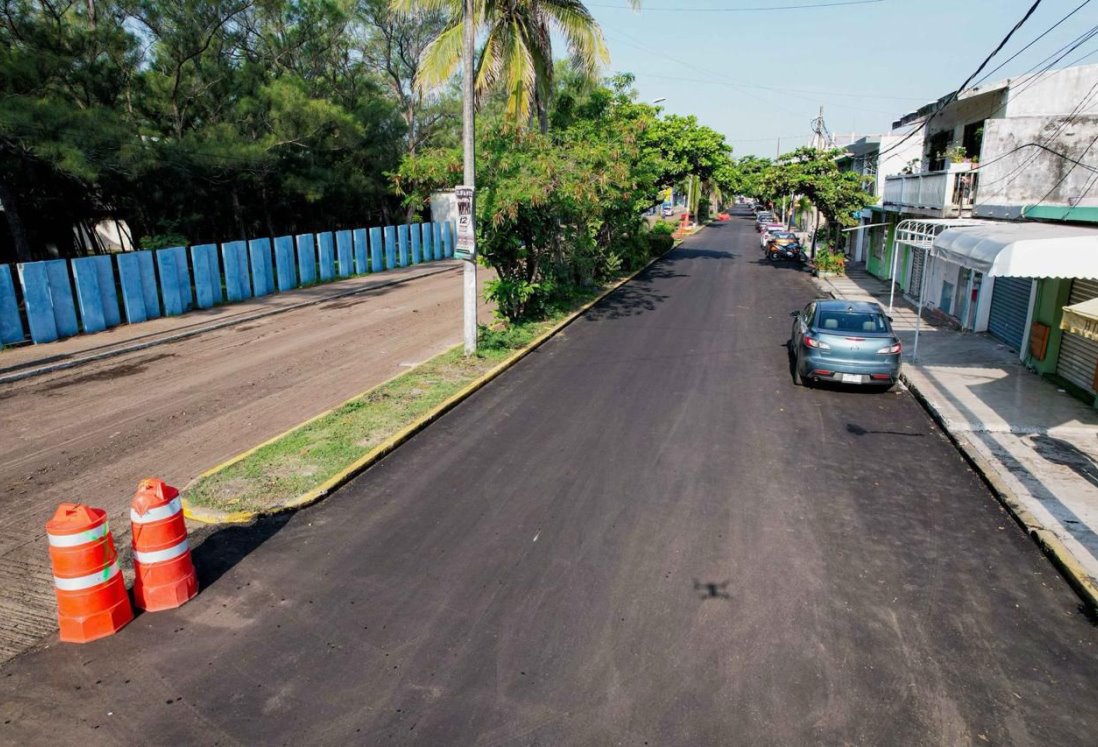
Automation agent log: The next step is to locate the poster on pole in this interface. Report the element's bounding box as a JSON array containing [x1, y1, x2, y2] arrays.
[[455, 186, 475, 260]]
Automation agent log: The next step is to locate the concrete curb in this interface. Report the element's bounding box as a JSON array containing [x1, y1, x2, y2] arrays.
[[900, 371, 1098, 613], [0, 264, 460, 386], [813, 272, 1098, 612], [183, 239, 689, 525]]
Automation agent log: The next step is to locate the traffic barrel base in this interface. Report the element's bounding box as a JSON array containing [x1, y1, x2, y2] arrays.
[[131, 478, 198, 612], [46, 503, 134, 644]]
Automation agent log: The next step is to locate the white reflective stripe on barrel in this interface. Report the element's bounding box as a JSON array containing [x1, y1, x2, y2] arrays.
[[53, 561, 120, 591], [46, 521, 110, 548], [130, 497, 183, 525], [133, 538, 189, 565]]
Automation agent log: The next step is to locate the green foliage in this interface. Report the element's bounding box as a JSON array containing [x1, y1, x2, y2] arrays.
[[396, 73, 680, 322], [758, 147, 875, 229], [814, 249, 846, 275], [0, 0, 456, 261]]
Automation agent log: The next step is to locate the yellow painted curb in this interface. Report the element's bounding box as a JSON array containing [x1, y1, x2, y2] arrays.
[[182, 237, 689, 525]]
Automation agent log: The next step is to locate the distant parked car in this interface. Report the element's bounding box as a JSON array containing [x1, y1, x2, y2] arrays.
[[789, 300, 902, 388], [661, 205, 674, 218], [754, 212, 774, 231], [760, 224, 788, 247]]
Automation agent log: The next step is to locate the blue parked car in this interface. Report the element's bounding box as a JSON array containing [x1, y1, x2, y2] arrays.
[[789, 299, 902, 388]]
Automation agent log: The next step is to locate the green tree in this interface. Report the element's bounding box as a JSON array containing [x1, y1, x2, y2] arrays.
[[397, 0, 636, 131]]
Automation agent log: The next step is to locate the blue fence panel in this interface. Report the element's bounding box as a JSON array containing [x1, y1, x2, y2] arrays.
[[117, 251, 160, 323], [156, 249, 183, 316], [45, 260, 79, 338], [156, 247, 192, 316], [369, 227, 383, 273], [410, 223, 422, 265], [335, 230, 353, 278], [433, 222, 443, 260], [317, 232, 335, 281], [0, 265, 23, 344], [71, 257, 108, 333], [353, 228, 368, 274], [296, 234, 317, 286], [397, 224, 410, 267], [274, 235, 297, 292], [136, 252, 161, 319], [190, 244, 220, 309], [94, 255, 121, 327], [421, 223, 434, 262], [442, 221, 454, 257], [248, 238, 275, 297], [383, 226, 397, 270], [222, 241, 251, 302], [17, 262, 57, 343]]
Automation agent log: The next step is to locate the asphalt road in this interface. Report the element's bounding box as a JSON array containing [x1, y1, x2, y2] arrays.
[[3, 213, 1098, 744]]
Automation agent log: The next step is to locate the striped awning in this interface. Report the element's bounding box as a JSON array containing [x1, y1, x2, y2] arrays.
[[1061, 297, 1098, 341]]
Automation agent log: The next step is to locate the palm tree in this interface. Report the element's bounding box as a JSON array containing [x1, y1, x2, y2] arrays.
[[393, 0, 637, 131]]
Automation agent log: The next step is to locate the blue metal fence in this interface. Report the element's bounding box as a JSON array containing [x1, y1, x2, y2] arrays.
[[1, 219, 455, 346]]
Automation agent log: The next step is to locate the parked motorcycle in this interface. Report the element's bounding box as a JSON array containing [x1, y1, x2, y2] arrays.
[[766, 239, 805, 264]]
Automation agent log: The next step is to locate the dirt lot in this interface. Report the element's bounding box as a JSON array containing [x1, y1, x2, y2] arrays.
[[0, 265, 493, 661]]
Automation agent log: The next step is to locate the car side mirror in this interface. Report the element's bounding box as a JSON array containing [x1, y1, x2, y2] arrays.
[[887, 315, 894, 322], [790, 311, 799, 318]]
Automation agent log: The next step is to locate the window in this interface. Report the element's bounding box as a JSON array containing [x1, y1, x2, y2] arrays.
[[962, 120, 985, 162], [816, 312, 889, 334], [927, 130, 951, 172]]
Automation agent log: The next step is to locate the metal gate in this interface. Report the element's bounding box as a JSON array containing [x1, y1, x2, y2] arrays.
[[987, 276, 1032, 350], [1057, 279, 1098, 394]]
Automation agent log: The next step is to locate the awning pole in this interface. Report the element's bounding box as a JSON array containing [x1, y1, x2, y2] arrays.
[[887, 232, 899, 314]]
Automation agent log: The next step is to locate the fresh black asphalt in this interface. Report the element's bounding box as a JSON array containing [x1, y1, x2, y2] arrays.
[[4, 211, 1098, 744]]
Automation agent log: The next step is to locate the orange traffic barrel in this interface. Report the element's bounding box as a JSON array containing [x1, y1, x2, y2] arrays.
[[130, 478, 197, 611], [46, 503, 134, 643]]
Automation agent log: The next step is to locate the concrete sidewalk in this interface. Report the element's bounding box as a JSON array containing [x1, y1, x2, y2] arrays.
[[815, 264, 1098, 607], [0, 260, 462, 383]]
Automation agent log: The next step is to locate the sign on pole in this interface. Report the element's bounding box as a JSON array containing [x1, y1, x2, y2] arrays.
[[455, 186, 475, 261]]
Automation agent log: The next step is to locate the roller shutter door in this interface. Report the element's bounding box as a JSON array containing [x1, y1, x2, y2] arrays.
[[1057, 279, 1098, 395], [987, 277, 1032, 350]]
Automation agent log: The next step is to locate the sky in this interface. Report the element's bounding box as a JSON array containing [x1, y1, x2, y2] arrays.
[[583, 0, 1098, 157]]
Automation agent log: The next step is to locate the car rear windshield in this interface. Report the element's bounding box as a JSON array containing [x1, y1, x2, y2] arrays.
[[816, 311, 889, 334]]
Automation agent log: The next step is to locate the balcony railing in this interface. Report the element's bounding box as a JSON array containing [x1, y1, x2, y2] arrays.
[[882, 164, 977, 217]]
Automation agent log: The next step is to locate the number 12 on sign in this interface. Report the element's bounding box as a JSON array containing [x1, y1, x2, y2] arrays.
[[455, 186, 475, 261]]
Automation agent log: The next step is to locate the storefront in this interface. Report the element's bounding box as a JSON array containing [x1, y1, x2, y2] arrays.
[[930, 222, 1098, 365]]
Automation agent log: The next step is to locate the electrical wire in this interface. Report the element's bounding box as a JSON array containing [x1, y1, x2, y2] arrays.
[[1022, 127, 1098, 218], [589, 0, 885, 11], [971, 0, 1092, 88], [875, 0, 1045, 161]]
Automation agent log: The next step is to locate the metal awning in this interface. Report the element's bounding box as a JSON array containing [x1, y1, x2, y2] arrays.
[[1062, 297, 1098, 341], [894, 218, 981, 249], [933, 222, 1098, 277]]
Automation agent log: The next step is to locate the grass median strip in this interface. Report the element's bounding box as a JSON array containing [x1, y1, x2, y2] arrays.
[[182, 289, 602, 518]]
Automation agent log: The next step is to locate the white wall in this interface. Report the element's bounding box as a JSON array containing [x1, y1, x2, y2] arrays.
[[1004, 63, 1098, 117], [974, 115, 1098, 218]]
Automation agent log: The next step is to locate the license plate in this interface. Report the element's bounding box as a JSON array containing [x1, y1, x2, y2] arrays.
[[841, 373, 863, 384]]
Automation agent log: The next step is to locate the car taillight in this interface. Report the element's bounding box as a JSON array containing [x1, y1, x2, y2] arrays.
[[877, 340, 902, 354], [804, 336, 831, 350]]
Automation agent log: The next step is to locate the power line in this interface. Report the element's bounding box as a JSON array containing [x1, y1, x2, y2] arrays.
[[590, 0, 885, 11], [1023, 127, 1098, 218], [876, 0, 1047, 161], [971, 0, 1092, 88]]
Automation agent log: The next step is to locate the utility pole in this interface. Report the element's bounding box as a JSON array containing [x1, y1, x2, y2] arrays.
[[808, 105, 828, 258], [460, 0, 477, 355]]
